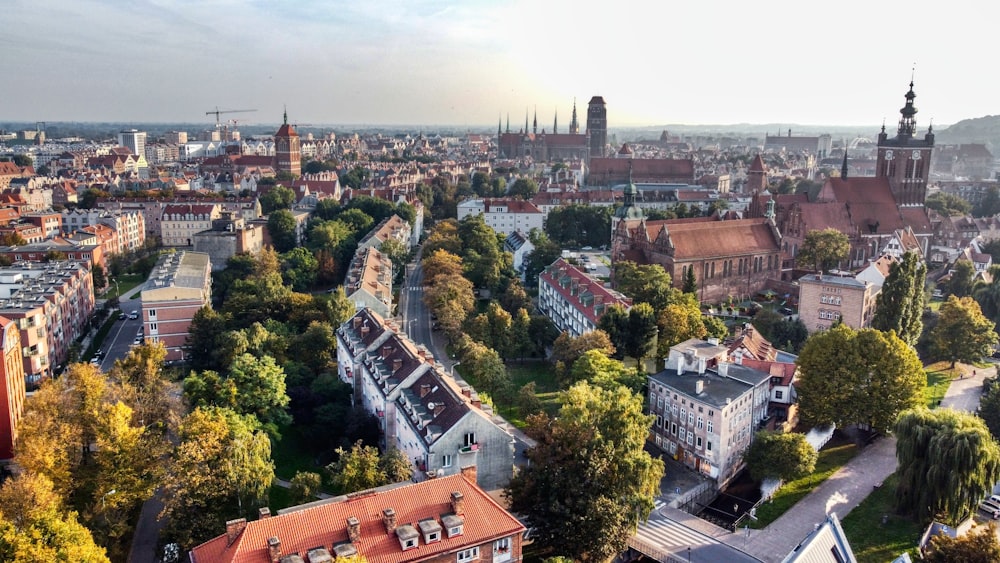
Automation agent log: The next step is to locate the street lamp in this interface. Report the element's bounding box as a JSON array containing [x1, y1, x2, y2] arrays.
[[102, 489, 117, 510], [687, 547, 691, 562], [450, 361, 461, 377], [408, 318, 416, 338]]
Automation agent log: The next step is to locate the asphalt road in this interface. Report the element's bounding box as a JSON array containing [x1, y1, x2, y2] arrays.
[[97, 305, 145, 371]]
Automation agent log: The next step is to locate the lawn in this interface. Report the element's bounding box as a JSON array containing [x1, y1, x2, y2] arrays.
[[841, 472, 922, 563], [268, 483, 298, 512], [924, 362, 956, 408], [750, 442, 858, 529], [495, 362, 562, 428], [109, 273, 145, 300], [270, 424, 328, 482]]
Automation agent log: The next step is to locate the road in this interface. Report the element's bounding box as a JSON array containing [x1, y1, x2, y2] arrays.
[[97, 308, 145, 371]]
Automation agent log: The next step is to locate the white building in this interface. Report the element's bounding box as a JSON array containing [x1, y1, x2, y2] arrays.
[[456, 198, 545, 237], [537, 258, 631, 337]]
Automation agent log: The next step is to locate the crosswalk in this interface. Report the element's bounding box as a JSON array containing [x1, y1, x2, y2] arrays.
[[631, 515, 760, 563], [653, 498, 666, 510], [635, 517, 717, 551], [405, 286, 428, 291]]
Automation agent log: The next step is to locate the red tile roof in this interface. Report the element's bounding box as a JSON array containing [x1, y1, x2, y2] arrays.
[[589, 157, 694, 183], [645, 218, 781, 260], [818, 178, 903, 234], [275, 124, 299, 138], [748, 154, 765, 172], [739, 358, 796, 386], [189, 473, 523, 563], [539, 258, 631, 326]]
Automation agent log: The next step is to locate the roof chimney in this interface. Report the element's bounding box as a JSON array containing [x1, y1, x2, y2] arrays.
[[450, 491, 465, 516], [226, 518, 247, 546], [347, 516, 361, 543], [259, 507, 271, 519], [420, 383, 431, 398], [361, 324, 370, 336], [460, 464, 477, 484], [392, 358, 403, 372], [695, 380, 704, 395], [353, 316, 361, 329], [267, 536, 282, 563], [382, 345, 392, 359], [433, 403, 445, 416], [383, 508, 397, 534]]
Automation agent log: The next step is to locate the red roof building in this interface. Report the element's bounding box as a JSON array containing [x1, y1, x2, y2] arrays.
[[538, 258, 631, 336], [189, 471, 524, 563]]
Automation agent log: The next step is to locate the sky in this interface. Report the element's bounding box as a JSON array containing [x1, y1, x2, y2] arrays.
[[1, 0, 996, 129]]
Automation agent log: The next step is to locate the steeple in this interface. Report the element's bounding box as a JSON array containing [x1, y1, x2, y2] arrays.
[[525, 110, 529, 135], [897, 79, 918, 138], [553, 109, 558, 134], [533, 107, 537, 135], [569, 98, 580, 134], [841, 150, 849, 179], [506, 113, 510, 134], [498, 116, 502, 137], [283, 105, 288, 125]]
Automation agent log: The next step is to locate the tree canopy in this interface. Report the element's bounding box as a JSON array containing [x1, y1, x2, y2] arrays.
[[796, 325, 925, 433], [796, 228, 850, 272], [744, 431, 817, 482], [871, 252, 926, 346], [895, 408, 1000, 524], [931, 295, 997, 367], [925, 523, 1000, 562], [925, 192, 973, 217], [505, 382, 663, 561]]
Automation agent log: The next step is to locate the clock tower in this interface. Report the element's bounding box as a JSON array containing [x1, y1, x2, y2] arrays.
[[875, 80, 934, 207]]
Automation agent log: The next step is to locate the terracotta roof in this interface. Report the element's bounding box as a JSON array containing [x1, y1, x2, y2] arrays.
[[818, 178, 903, 234], [870, 254, 898, 278], [539, 258, 631, 326], [645, 218, 781, 260], [275, 123, 299, 138], [189, 473, 524, 563], [589, 158, 694, 182], [618, 143, 633, 155], [748, 154, 765, 172], [739, 358, 796, 386], [482, 199, 542, 214], [727, 324, 776, 362]]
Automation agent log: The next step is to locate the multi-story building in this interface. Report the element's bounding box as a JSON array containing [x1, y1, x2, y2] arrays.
[[587, 95, 608, 157], [118, 129, 147, 158], [797, 274, 876, 333], [647, 338, 770, 485], [0, 316, 25, 460], [61, 208, 146, 252], [161, 203, 221, 247], [356, 214, 413, 253], [189, 471, 524, 563], [336, 309, 515, 491], [193, 214, 265, 271], [0, 240, 105, 270], [344, 247, 393, 318], [274, 111, 301, 178], [139, 251, 212, 362], [537, 258, 631, 337], [164, 131, 188, 145], [503, 231, 533, 281], [456, 198, 544, 237]]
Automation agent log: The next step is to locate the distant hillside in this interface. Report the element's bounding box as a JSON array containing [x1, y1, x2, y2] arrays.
[[936, 115, 1000, 150]]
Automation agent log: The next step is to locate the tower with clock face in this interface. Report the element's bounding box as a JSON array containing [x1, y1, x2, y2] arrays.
[[876, 81, 934, 207]]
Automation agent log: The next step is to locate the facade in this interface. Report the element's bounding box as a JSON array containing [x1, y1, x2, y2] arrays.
[[537, 258, 631, 337], [357, 214, 413, 253], [344, 247, 393, 318], [161, 203, 222, 247], [118, 129, 147, 158], [587, 96, 607, 157], [193, 214, 266, 271], [797, 274, 876, 333], [61, 209, 146, 251], [139, 251, 212, 361], [502, 231, 534, 281], [274, 111, 301, 178], [336, 309, 515, 491], [456, 198, 544, 237], [21, 211, 62, 239], [0, 316, 24, 460], [189, 472, 524, 563], [647, 339, 770, 485], [587, 157, 696, 187]]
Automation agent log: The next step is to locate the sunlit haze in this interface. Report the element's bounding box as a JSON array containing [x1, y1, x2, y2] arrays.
[[1, 0, 994, 128]]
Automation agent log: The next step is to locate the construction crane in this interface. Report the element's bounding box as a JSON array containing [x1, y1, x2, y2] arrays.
[[205, 107, 257, 126]]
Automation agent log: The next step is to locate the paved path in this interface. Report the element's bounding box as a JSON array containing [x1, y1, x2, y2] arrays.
[[941, 363, 993, 412]]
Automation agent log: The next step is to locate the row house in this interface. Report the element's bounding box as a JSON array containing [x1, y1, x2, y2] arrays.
[[0, 161, 34, 190], [537, 258, 631, 337], [344, 247, 393, 319], [0, 261, 95, 384], [21, 211, 62, 239], [647, 338, 771, 485], [61, 209, 146, 251], [161, 203, 222, 247], [189, 472, 524, 563], [139, 251, 212, 361], [50, 180, 78, 207], [6, 185, 51, 211], [336, 309, 515, 491], [356, 214, 412, 253], [0, 222, 43, 244], [456, 198, 544, 237], [79, 224, 121, 257], [0, 240, 105, 270], [797, 274, 876, 334]]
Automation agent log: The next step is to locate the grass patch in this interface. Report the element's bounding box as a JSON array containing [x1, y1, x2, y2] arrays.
[[268, 483, 298, 512], [924, 366, 955, 408], [494, 363, 561, 428], [271, 424, 327, 481], [750, 442, 858, 529], [841, 472, 922, 563]]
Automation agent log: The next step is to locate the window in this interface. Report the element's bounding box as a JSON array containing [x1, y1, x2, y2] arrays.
[[656, 415, 663, 428], [707, 420, 714, 434], [775, 390, 784, 400], [686, 433, 694, 446], [679, 428, 686, 441], [442, 454, 453, 468], [707, 441, 713, 451], [696, 436, 703, 449], [697, 416, 704, 430], [680, 408, 686, 421], [688, 413, 694, 425], [149, 323, 158, 333], [671, 422, 677, 436], [494, 537, 511, 553], [448, 525, 464, 538], [457, 547, 480, 563], [464, 432, 477, 446], [148, 309, 157, 318]]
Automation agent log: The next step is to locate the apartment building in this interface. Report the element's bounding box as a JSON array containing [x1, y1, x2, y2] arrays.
[[189, 472, 524, 563], [336, 309, 515, 490], [161, 203, 222, 247], [456, 198, 544, 237], [797, 274, 876, 333], [356, 214, 412, 253], [537, 258, 631, 337], [0, 316, 25, 460], [647, 338, 771, 485], [139, 251, 212, 361], [344, 247, 393, 318]]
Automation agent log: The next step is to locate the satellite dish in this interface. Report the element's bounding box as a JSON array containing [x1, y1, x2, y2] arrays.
[[427, 402, 436, 410]]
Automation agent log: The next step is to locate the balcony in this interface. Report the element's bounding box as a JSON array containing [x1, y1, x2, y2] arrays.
[[458, 444, 479, 454]]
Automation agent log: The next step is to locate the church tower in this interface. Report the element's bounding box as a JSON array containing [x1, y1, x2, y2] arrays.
[[274, 108, 301, 178], [587, 96, 607, 157], [875, 80, 934, 206], [747, 154, 771, 218], [569, 98, 580, 134]]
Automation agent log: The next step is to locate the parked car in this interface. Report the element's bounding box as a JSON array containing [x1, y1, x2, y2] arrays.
[[118, 312, 127, 320], [129, 311, 139, 320], [980, 499, 1000, 519], [137, 328, 144, 337]]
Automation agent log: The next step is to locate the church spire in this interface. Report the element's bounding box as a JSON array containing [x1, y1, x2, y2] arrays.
[[498, 115, 502, 136], [506, 113, 510, 134], [841, 150, 849, 179], [570, 98, 580, 134], [283, 105, 288, 125], [533, 106, 537, 134], [553, 109, 558, 134], [525, 110, 529, 135], [897, 77, 918, 138]]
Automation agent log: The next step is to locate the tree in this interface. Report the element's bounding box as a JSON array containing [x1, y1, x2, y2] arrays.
[[623, 302, 658, 362], [931, 296, 997, 368], [268, 209, 299, 253], [796, 228, 850, 272], [974, 186, 1000, 218], [682, 265, 697, 294], [289, 471, 322, 505], [550, 331, 615, 381], [423, 273, 475, 336], [569, 350, 645, 394], [280, 247, 318, 292], [422, 249, 464, 283], [459, 340, 511, 398], [946, 259, 976, 298], [517, 382, 543, 416], [657, 302, 708, 358], [796, 325, 925, 434], [925, 523, 1000, 562], [613, 262, 677, 310], [895, 408, 1000, 524], [225, 354, 292, 433], [505, 383, 664, 561], [744, 431, 817, 482], [508, 177, 539, 200], [161, 407, 274, 550], [327, 441, 387, 495], [0, 473, 110, 563], [974, 270, 1000, 326], [259, 185, 295, 214], [925, 192, 973, 216], [872, 252, 927, 346], [379, 447, 413, 484]]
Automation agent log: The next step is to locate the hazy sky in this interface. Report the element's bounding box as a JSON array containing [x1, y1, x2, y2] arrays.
[[1, 0, 994, 129]]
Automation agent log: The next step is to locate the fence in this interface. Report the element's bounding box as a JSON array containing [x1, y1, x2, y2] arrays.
[[626, 537, 690, 563], [673, 481, 717, 513]]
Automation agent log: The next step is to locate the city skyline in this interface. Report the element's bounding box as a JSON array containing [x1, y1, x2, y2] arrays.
[[1, 0, 994, 129]]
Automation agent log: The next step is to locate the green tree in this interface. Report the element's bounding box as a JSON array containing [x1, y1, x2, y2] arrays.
[[974, 269, 1000, 326], [336, 208, 375, 234], [682, 265, 697, 294], [744, 431, 817, 482], [505, 382, 664, 561], [796, 325, 925, 433], [926, 523, 1000, 562], [931, 295, 997, 367], [379, 447, 413, 484], [509, 177, 539, 200], [624, 302, 659, 362], [974, 186, 1000, 218], [517, 382, 543, 416], [613, 261, 678, 310], [550, 330, 615, 383], [289, 471, 322, 505], [895, 408, 1000, 524], [657, 302, 708, 358], [460, 340, 511, 398], [280, 247, 318, 291], [327, 440, 386, 495], [268, 209, 298, 253], [259, 185, 295, 214], [946, 259, 976, 298], [925, 192, 973, 216], [226, 354, 292, 433], [796, 228, 850, 272], [161, 407, 274, 550], [871, 252, 927, 346], [597, 305, 629, 360], [569, 350, 645, 394], [979, 385, 1000, 441]]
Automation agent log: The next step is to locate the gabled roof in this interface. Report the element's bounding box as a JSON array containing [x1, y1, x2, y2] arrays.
[[749, 154, 766, 172], [189, 473, 524, 563], [645, 218, 781, 260], [817, 177, 904, 234]]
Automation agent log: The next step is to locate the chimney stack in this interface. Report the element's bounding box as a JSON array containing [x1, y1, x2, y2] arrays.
[[267, 536, 281, 563], [226, 518, 247, 546], [450, 491, 465, 516], [695, 380, 704, 395], [433, 403, 444, 416], [353, 317, 361, 329], [382, 345, 392, 359], [361, 325, 370, 336], [347, 516, 361, 543], [460, 464, 478, 484], [383, 508, 397, 534], [259, 507, 271, 519], [420, 383, 431, 398]]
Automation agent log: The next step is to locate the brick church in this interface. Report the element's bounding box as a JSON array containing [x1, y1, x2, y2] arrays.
[[497, 97, 603, 161]]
